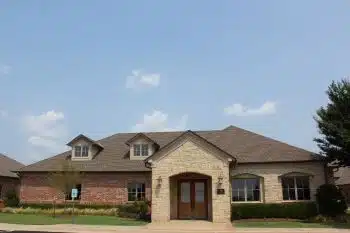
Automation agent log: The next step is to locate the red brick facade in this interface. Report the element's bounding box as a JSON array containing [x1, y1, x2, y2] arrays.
[[20, 172, 152, 204], [0, 176, 20, 200]]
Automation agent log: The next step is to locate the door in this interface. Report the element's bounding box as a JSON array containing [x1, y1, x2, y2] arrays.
[[178, 180, 207, 220]]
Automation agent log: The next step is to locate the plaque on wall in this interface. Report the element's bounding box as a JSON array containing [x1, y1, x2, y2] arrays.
[[217, 188, 225, 195]]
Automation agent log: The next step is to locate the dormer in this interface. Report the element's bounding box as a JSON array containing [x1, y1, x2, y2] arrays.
[[67, 134, 104, 161], [126, 133, 159, 160]]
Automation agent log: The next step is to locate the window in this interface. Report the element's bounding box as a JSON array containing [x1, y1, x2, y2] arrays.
[[74, 146, 81, 157], [0, 184, 2, 199], [282, 176, 310, 201], [134, 144, 149, 156], [82, 146, 89, 157], [74, 145, 89, 157], [232, 178, 260, 202], [127, 183, 145, 201], [66, 184, 82, 200], [141, 144, 148, 156]]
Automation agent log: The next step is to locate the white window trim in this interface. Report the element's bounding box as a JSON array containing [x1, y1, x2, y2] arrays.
[[281, 176, 311, 201], [231, 176, 263, 203], [73, 145, 90, 158], [127, 183, 146, 202], [134, 144, 149, 157]]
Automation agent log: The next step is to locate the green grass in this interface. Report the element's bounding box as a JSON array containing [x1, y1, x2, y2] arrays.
[[0, 213, 147, 226], [234, 220, 350, 229]]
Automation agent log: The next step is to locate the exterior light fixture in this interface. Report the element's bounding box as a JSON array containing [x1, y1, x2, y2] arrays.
[[157, 176, 162, 185]]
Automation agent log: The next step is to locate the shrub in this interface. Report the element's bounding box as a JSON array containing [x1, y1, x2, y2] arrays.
[[231, 202, 317, 220], [4, 190, 19, 207], [316, 184, 347, 217], [20, 202, 116, 210], [0, 207, 118, 216], [118, 201, 150, 220]]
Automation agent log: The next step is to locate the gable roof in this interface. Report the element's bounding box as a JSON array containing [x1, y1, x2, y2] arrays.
[[67, 134, 104, 149], [145, 130, 236, 163], [125, 133, 158, 146], [0, 154, 24, 178], [17, 125, 324, 172]]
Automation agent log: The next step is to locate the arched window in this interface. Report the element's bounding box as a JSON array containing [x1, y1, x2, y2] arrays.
[[280, 172, 312, 201], [232, 174, 262, 202]]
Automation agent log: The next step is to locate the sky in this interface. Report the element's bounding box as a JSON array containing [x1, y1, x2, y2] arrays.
[[0, 1, 349, 165]]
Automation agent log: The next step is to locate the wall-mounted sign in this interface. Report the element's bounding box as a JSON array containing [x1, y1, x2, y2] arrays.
[[217, 188, 225, 195]]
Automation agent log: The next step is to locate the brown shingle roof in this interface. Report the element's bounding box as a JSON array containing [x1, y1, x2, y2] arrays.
[[0, 154, 24, 178], [18, 125, 324, 172], [334, 167, 350, 185]]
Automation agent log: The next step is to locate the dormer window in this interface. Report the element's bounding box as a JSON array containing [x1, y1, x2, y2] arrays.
[[134, 144, 149, 156], [74, 145, 89, 157]]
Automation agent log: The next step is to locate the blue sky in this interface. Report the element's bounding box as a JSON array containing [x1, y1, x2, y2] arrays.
[[0, 0, 349, 164]]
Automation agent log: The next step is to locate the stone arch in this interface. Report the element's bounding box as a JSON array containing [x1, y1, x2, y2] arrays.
[[169, 172, 213, 221]]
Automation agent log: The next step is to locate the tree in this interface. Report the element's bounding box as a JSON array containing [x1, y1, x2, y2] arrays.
[[48, 160, 83, 206], [314, 78, 350, 167]]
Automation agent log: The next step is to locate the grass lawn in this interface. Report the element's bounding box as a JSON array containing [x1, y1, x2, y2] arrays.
[[0, 213, 147, 226], [234, 220, 350, 229]]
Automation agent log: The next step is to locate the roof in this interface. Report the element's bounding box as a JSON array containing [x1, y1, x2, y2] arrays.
[[145, 130, 236, 163], [334, 167, 350, 185], [0, 154, 24, 178], [18, 125, 325, 172], [67, 134, 104, 149]]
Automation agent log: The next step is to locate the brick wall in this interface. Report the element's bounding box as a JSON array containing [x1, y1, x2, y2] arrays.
[[0, 176, 20, 200], [20, 172, 151, 204]]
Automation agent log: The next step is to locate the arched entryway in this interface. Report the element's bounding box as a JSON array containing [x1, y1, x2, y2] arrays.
[[169, 172, 212, 221]]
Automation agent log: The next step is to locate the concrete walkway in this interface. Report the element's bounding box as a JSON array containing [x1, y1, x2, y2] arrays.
[[0, 223, 349, 233]]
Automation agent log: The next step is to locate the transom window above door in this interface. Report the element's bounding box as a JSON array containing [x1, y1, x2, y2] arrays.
[[232, 175, 261, 202], [134, 144, 149, 156]]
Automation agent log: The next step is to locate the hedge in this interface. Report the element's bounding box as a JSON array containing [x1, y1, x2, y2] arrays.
[[19, 202, 117, 210], [231, 202, 318, 220]]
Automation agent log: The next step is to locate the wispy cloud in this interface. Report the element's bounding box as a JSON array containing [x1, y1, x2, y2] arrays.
[[126, 70, 160, 89], [0, 64, 11, 75], [132, 110, 188, 132], [22, 110, 69, 157], [224, 101, 277, 116]]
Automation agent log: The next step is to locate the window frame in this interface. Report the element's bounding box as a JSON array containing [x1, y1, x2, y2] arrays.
[[231, 176, 262, 203], [134, 144, 149, 157], [281, 176, 311, 201], [141, 144, 149, 156], [74, 145, 89, 158], [127, 183, 146, 202]]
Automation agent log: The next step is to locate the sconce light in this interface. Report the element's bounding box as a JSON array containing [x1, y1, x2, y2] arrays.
[[218, 173, 224, 185], [157, 176, 162, 185]]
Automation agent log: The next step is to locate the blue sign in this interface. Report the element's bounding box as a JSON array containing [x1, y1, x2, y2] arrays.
[[71, 188, 78, 199]]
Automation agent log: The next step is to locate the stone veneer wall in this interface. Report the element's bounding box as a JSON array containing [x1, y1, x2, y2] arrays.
[[151, 139, 231, 223], [231, 162, 326, 202]]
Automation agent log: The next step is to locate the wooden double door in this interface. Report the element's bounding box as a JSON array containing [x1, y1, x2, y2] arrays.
[[178, 179, 208, 220]]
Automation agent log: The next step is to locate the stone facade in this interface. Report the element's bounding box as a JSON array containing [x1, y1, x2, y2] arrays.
[[20, 172, 151, 204], [0, 176, 20, 200], [150, 138, 232, 223], [231, 162, 326, 202]]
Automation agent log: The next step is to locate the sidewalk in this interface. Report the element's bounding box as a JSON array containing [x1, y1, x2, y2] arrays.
[[0, 223, 349, 233]]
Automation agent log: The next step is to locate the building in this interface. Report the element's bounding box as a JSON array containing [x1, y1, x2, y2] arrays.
[[17, 125, 331, 223], [334, 167, 350, 203], [0, 153, 24, 200]]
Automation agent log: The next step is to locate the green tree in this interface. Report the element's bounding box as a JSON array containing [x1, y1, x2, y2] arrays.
[[48, 160, 83, 206], [314, 78, 350, 167]]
